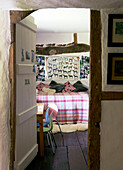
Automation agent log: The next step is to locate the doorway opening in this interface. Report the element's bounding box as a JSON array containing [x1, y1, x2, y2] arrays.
[[10, 9, 101, 170]]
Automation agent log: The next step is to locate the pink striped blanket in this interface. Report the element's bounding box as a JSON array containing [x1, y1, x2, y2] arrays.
[[37, 92, 89, 124]]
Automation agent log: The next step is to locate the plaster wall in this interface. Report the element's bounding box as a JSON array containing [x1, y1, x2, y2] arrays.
[[101, 8, 123, 170], [36, 32, 90, 45], [1, 0, 123, 10], [36, 33, 74, 45], [0, 10, 10, 170], [101, 101, 123, 170]]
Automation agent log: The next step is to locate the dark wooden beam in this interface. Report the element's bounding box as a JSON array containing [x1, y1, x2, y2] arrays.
[[10, 10, 35, 43], [88, 10, 101, 170], [102, 92, 123, 100], [36, 43, 90, 55], [10, 10, 35, 24], [9, 25, 16, 170]]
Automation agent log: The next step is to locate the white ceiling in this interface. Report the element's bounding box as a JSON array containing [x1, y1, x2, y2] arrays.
[[31, 8, 90, 33]]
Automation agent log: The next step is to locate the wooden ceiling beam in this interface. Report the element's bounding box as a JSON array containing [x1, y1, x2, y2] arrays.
[[74, 33, 77, 43], [36, 43, 90, 55]]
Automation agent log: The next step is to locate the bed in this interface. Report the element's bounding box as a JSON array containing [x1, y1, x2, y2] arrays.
[[36, 89, 89, 125]]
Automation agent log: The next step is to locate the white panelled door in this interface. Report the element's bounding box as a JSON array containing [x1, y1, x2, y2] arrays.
[[14, 17, 38, 170]]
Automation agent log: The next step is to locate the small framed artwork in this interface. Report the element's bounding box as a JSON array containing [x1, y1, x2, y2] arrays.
[[26, 51, 30, 60], [107, 53, 123, 84], [21, 48, 25, 62], [108, 14, 123, 47], [31, 50, 34, 62]]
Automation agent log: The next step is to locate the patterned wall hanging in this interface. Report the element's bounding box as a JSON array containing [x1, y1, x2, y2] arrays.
[[46, 56, 80, 79]]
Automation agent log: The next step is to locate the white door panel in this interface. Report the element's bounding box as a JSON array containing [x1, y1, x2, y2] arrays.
[[15, 17, 37, 170]]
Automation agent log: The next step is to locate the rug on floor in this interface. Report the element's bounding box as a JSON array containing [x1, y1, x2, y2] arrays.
[[52, 123, 88, 133]]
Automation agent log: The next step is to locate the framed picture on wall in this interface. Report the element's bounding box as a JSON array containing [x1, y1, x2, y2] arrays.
[[107, 53, 123, 84], [26, 51, 30, 60], [108, 14, 123, 47]]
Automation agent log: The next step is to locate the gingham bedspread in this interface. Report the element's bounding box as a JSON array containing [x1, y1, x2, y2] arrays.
[[37, 92, 89, 124]]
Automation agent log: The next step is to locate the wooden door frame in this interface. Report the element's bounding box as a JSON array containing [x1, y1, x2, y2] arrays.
[[88, 10, 101, 170], [9, 9, 102, 170]]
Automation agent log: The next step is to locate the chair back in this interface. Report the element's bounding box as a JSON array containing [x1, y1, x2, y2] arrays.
[[45, 108, 49, 123], [49, 111, 53, 131], [47, 103, 58, 121], [43, 108, 49, 127]]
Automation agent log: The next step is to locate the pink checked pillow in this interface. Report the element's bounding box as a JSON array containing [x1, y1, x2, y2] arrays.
[[64, 81, 71, 85], [62, 81, 76, 93], [36, 82, 50, 91]]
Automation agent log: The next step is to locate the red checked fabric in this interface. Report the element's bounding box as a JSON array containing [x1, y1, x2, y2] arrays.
[[36, 83, 50, 91], [62, 81, 76, 93], [37, 92, 89, 124]]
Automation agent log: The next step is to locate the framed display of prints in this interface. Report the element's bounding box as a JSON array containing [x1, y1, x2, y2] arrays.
[[108, 14, 123, 47], [107, 53, 123, 84], [46, 56, 79, 79]]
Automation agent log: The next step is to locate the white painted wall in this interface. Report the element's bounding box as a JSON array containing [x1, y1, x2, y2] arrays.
[[78, 32, 90, 45], [36, 33, 74, 45], [101, 8, 123, 170], [36, 32, 90, 45], [0, 10, 10, 170], [101, 101, 123, 170]]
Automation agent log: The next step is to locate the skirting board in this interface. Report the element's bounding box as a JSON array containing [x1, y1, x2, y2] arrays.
[[15, 144, 38, 170]]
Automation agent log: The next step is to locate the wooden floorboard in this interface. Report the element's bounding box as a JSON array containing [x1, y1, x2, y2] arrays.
[[81, 146, 88, 164], [68, 146, 87, 170], [64, 132, 79, 146], [76, 130, 88, 147], [53, 133, 64, 147], [26, 131, 88, 170], [52, 147, 69, 170]]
